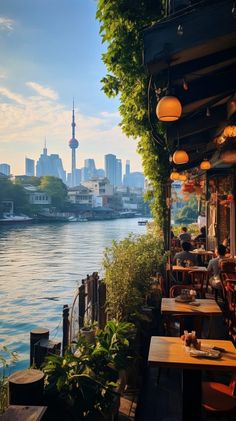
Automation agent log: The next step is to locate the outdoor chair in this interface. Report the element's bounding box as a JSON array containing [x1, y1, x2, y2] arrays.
[[202, 372, 236, 420], [188, 270, 208, 298]]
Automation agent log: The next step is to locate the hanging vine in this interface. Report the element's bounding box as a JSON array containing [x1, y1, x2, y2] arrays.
[[96, 0, 170, 231]]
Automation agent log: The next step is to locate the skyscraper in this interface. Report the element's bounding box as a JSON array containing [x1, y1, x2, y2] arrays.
[[105, 154, 117, 186], [68, 102, 79, 187], [36, 141, 66, 182], [116, 159, 122, 186], [0, 163, 10, 176], [25, 158, 35, 176]]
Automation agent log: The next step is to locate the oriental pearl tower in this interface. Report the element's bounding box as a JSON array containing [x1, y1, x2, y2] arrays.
[[69, 101, 79, 187]]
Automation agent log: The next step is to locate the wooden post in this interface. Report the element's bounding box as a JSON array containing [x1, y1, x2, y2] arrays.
[[62, 304, 69, 356], [34, 339, 61, 368], [98, 280, 106, 329], [30, 328, 49, 367], [78, 281, 85, 328], [91, 272, 98, 321], [8, 369, 44, 406]]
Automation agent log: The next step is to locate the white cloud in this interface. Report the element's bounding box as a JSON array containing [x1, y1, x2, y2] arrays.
[[0, 70, 7, 79], [0, 84, 142, 175], [0, 17, 15, 32], [26, 81, 59, 100]]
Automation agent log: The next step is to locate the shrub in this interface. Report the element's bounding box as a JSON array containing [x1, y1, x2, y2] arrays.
[[103, 233, 167, 321]]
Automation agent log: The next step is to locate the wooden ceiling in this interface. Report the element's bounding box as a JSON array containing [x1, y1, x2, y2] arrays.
[[143, 0, 236, 170]]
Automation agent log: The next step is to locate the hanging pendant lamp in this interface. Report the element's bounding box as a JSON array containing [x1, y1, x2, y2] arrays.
[[179, 173, 187, 182], [156, 95, 182, 122], [170, 170, 180, 181], [173, 150, 189, 165], [200, 159, 211, 170]]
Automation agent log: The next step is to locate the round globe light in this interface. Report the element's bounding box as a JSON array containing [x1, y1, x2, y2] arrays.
[[173, 150, 189, 165], [223, 125, 236, 138], [179, 174, 187, 182], [200, 159, 211, 170], [170, 170, 180, 181], [156, 96, 182, 121]]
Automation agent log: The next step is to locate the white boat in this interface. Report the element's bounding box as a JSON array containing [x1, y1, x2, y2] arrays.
[[68, 216, 88, 222], [0, 214, 33, 224]]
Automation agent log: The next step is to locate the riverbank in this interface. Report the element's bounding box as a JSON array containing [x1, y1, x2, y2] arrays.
[[0, 218, 148, 371]]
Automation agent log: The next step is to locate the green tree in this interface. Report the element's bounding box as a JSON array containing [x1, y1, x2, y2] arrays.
[[96, 1, 170, 235], [0, 179, 28, 215], [39, 176, 68, 209]]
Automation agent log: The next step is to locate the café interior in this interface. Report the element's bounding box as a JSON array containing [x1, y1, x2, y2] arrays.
[[138, 1, 236, 420]]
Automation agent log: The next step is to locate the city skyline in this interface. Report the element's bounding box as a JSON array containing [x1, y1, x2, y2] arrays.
[[0, 1, 142, 175]]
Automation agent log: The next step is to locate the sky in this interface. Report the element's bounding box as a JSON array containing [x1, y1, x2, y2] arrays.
[[0, 0, 142, 175]]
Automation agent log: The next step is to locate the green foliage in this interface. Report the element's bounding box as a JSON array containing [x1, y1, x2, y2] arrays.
[[43, 320, 135, 420], [39, 176, 68, 209], [103, 233, 166, 321], [96, 1, 170, 231], [0, 346, 18, 415], [0, 179, 28, 216], [175, 197, 198, 224]]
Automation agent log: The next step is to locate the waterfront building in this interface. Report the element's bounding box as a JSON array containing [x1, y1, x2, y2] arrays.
[[0, 163, 10, 176], [36, 141, 66, 182], [25, 157, 35, 176], [27, 190, 52, 206], [67, 185, 93, 207], [68, 102, 79, 187], [82, 177, 113, 197]]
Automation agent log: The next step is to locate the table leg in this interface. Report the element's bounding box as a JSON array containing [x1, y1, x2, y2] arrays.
[[182, 369, 202, 421]]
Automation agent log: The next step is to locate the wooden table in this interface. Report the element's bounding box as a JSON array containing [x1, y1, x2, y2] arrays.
[[161, 298, 222, 336], [1, 405, 47, 421], [148, 336, 236, 421], [172, 265, 207, 284]]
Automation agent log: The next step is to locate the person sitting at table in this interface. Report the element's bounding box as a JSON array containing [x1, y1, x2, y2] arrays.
[[195, 226, 206, 242], [179, 226, 191, 244], [173, 241, 197, 266], [207, 244, 227, 290]]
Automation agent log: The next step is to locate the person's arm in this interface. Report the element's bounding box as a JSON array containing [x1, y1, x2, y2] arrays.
[[207, 260, 213, 275]]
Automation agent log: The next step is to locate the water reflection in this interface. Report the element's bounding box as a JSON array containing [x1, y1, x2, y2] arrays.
[[0, 218, 146, 369]]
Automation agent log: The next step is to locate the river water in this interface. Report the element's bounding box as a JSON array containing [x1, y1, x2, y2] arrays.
[[0, 218, 146, 370]]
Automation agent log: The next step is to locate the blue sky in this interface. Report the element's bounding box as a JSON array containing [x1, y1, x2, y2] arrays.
[[0, 0, 142, 175]]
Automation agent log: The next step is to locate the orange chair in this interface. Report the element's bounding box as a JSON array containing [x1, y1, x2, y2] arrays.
[[202, 373, 236, 420]]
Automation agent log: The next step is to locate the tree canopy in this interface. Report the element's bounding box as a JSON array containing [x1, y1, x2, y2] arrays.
[[39, 176, 67, 209], [96, 0, 170, 232]]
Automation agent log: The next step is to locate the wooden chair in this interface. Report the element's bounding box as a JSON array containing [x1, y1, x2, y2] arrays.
[[188, 270, 208, 298], [202, 373, 236, 420]]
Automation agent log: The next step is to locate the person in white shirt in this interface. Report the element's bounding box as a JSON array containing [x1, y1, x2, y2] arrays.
[[207, 244, 227, 289]]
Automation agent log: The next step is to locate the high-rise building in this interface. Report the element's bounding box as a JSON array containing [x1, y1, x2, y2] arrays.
[[105, 154, 116, 186], [0, 163, 10, 176], [36, 141, 66, 182], [68, 102, 79, 187], [125, 160, 130, 177], [116, 159, 122, 186], [25, 158, 35, 176]]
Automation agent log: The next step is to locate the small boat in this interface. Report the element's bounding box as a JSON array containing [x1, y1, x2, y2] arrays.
[[68, 216, 88, 222], [0, 214, 33, 224], [138, 219, 148, 226]]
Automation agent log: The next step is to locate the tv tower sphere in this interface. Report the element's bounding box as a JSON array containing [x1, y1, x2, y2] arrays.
[[69, 137, 79, 149]]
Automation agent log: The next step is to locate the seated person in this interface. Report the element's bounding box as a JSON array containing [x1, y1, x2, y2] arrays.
[[173, 241, 197, 266], [207, 244, 227, 289], [195, 226, 206, 242], [179, 226, 191, 244]]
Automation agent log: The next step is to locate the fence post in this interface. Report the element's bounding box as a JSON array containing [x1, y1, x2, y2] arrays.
[[30, 328, 49, 366], [62, 304, 70, 355], [98, 280, 106, 329], [79, 280, 85, 328], [91, 272, 98, 321]]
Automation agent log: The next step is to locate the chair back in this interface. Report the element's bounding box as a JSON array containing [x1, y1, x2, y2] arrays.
[[188, 270, 208, 298], [169, 284, 193, 298]]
